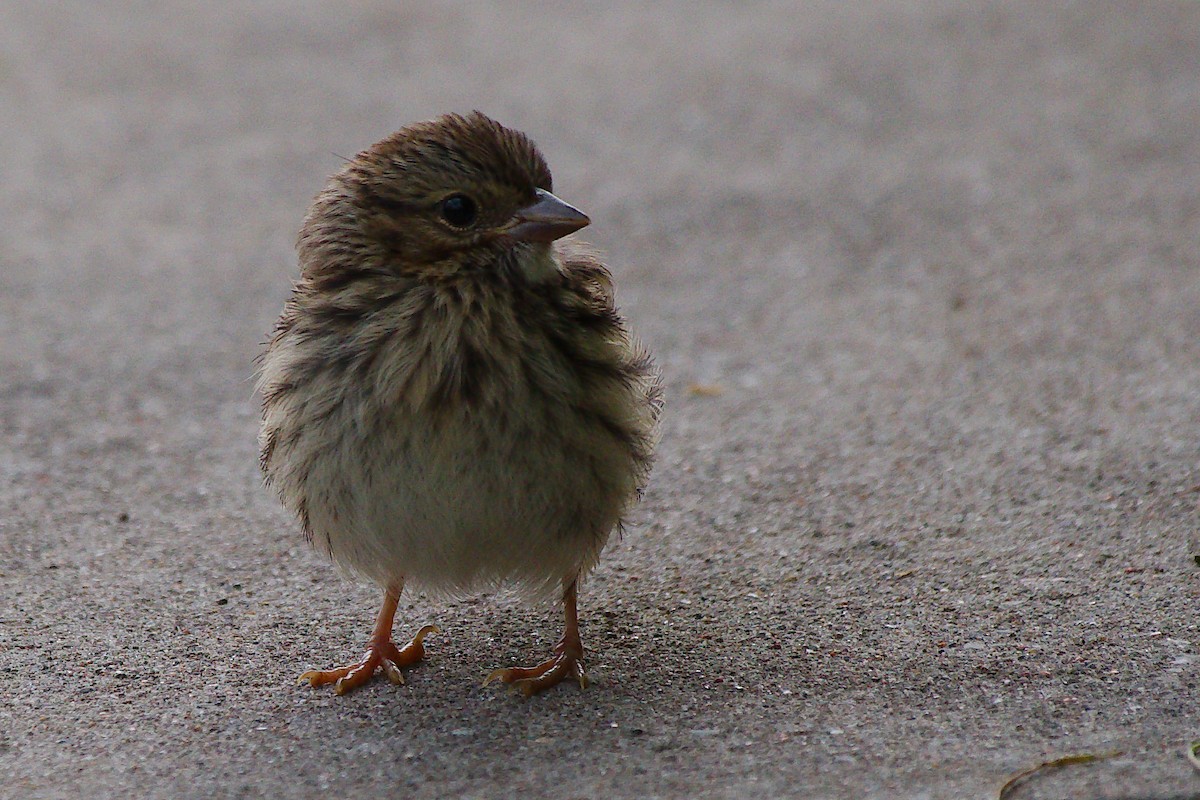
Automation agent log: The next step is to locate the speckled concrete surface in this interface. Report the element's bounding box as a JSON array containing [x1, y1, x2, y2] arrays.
[[2, 2, 1199, 799]]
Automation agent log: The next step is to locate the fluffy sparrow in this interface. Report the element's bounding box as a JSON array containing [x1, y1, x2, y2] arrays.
[[257, 112, 661, 696]]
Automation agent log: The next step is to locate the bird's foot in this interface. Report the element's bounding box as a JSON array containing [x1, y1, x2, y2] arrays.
[[299, 624, 439, 695], [484, 640, 588, 697]]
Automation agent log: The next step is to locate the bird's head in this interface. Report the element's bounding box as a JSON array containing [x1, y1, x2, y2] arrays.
[[302, 112, 589, 281]]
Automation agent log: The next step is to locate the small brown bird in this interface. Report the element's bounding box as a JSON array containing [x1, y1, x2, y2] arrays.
[[257, 112, 661, 696]]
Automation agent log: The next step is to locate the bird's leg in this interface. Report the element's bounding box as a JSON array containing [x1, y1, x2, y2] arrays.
[[299, 581, 439, 695], [485, 577, 589, 697]]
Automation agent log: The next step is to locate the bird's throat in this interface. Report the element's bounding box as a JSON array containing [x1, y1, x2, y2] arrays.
[[512, 244, 562, 283]]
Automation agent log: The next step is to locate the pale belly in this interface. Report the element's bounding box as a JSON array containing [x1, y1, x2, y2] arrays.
[[301, 400, 635, 598]]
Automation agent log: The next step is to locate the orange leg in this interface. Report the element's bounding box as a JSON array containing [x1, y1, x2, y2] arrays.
[[299, 582, 438, 695], [485, 578, 589, 697]]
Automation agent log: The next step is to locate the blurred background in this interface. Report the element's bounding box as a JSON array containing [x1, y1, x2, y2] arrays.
[[2, 2, 1198, 798]]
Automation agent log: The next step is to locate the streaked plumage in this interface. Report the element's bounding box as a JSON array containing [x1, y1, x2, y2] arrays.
[[257, 112, 661, 695]]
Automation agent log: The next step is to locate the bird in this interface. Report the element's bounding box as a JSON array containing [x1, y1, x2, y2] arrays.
[[257, 111, 662, 697]]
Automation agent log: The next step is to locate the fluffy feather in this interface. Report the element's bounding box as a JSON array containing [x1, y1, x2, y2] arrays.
[[258, 112, 661, 602]]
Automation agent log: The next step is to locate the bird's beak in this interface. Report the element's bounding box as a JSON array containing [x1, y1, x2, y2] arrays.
[[505, 189, 590, 243]]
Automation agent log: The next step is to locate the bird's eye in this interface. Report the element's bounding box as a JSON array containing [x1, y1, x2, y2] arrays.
[[439, 194, 478, 228]]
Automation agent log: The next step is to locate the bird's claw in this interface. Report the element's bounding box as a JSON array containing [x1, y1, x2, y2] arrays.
[[300, 624, 440, 694], [484, 646, 588, 697]]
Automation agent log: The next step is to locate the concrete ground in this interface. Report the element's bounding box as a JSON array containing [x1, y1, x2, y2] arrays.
[[2, 1, 1198, 798]]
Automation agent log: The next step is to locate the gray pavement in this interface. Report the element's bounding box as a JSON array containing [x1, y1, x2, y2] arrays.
[[2, 2, 1199, 798]]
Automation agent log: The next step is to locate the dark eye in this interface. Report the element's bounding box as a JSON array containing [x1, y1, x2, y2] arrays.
[[439, 194, 478, 228]]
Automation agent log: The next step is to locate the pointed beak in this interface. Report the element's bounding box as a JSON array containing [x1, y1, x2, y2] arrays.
[[505, 189, 590, 243]]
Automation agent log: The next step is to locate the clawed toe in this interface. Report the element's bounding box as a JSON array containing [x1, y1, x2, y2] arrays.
[[301, 624, 439, 695], [484, 645, 588, 697]]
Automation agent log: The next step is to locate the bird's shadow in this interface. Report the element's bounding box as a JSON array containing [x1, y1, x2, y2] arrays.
[[277, 594, 738, 760]]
